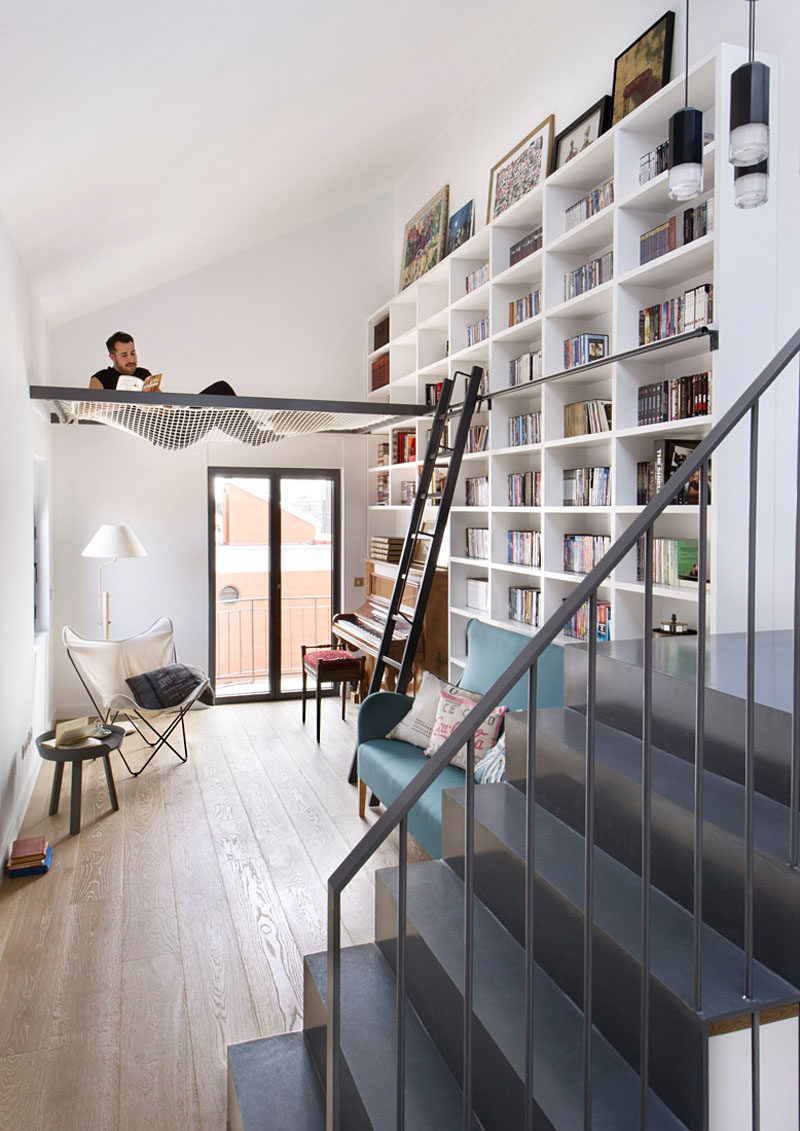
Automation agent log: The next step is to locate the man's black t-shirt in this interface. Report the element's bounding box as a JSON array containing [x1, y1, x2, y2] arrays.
[[90, 367, 152, 389]]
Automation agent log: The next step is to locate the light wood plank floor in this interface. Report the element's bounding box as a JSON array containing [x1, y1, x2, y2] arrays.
[[0, 698, 426, 1130]]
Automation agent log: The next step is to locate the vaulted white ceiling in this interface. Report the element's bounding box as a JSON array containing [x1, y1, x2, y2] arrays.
[[0, 0, 538, 324]]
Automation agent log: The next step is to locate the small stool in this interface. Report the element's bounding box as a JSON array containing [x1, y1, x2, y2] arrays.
[[301, 644, 365, 743], [36, 726, 124, 835]]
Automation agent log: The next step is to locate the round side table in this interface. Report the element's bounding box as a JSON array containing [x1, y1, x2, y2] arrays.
[[36, 725, 124, 835]]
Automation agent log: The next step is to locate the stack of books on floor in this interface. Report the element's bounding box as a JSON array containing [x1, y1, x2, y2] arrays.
[[7, 835, 52, 877], [369, 536, 404, 562]]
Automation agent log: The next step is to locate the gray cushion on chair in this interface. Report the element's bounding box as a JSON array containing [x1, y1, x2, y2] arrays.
[[126, 663, 205, 709]]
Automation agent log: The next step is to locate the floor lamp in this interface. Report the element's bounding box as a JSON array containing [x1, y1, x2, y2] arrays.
[[82, 524, 147, 639]]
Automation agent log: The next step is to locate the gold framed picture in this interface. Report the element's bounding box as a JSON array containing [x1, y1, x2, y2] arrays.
[[487, 116, 554, 222], [399, 186, 449, 291]]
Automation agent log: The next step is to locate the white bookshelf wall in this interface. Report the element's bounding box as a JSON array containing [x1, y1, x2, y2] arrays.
[[364, 44, 778, 681]]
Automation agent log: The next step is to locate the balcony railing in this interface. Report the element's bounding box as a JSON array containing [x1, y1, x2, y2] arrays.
[[215, 594, 332, 688]]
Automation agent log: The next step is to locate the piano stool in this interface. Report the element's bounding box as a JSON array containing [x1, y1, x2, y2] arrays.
[[301, 644, 366, 743]]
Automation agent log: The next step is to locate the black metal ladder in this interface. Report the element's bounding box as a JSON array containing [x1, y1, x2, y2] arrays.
[[347, 364, 484, 784]]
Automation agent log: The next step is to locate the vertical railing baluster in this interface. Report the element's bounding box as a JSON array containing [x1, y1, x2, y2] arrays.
[[745, 405, 758, 999], [584, 595, 597, 1131], [751, 1011, 761, 1131], [792, 369, 800, 869], [641, 530, 653, 1129], [463, 735, 475, 1131], [326, 887, 341, 1131], [524, 660, 538, 1131], [397, 815, 407, 1131], [693, 463, 709, 1011]]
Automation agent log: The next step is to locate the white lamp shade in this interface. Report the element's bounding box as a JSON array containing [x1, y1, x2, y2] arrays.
[[82, 523, 147, 559]]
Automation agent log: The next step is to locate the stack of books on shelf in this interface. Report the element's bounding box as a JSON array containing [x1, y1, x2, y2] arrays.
[[509, 227, 542, 266], [638, 372, 712, 424], [370, 536, 404, 562], [376, 441, 390, 467], [508, 529, 541, 568], [509, 351, 542, 386], [467, 317, 489, 347], [637, 537, 701, 586], [7, 835, 52, 878], [508, 470, 541, 507], [509, 411, 541, 447], [565, 179, 614, 231], [563, 533, 611, 574], [465, 528, 489, 560], [466, 577, 490, 612], [639, 141, 670, 185], [393, 430, 416, 464], [636, 439, 710, 505], [465, 476, 489, 507], [508, 290, 541, 326], [563, 466, 611, 507], [466, 424, 488, 453], [376, 473, 389, 506], [564, 251, 613, 300], [509, 586, 541, 627], [638, 283, 713, 344], [428, 468, 448, 506], [563, 333, 608, 369], [639, 201, 713, 265], [399, 480, 416, 506], [563, 399, 612, 437], [424, 381, 444, 405], [371, 354, 389, 391], [373, 316, 390, 351], [563, 599, 611, 641], [466, 264, 489, 293]]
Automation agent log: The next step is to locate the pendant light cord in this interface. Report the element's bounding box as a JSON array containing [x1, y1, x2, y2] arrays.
[[749, 0, 756, 63]]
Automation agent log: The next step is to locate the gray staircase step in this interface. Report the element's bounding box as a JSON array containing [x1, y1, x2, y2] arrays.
[[563, 633, 795, 805], [376, 860, 688, 1131], [302, 943, 485, 1131], [227, 1031, 324, 1131], [441, 784, 799, 1129], [503, 706, 800, 988]]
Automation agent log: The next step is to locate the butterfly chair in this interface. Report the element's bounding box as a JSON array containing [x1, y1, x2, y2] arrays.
[[63, 617, 210, 776]]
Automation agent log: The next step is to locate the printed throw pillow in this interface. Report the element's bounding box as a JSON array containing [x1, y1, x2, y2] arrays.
[[386, 670, 478, 748], [425, 690, 507, 770], [474, 734, 506, 784], [126, 663, 203, 710]]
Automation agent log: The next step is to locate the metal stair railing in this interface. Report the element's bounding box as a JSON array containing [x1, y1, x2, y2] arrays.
[[326, 325, 800, 1131]]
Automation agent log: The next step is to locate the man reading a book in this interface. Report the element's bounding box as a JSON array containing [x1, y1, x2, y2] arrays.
[[89, 330, 236, 396]]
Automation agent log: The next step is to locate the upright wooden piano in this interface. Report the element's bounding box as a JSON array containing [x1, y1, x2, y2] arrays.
[[332, 558, 448, 693]]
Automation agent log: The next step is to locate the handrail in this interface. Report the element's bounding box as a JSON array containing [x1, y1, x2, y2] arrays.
[[327, 323, 800, 1130], [329, 324, 800, 897]]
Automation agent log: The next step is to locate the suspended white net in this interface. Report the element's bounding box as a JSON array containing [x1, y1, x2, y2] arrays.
[[32, 389, 426, 451]]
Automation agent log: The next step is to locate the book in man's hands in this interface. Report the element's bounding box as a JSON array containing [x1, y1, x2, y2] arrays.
[[116, 373, 162, 392]]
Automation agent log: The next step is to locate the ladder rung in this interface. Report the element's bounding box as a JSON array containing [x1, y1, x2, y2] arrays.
[[383, 657, 401, 670], [396, 612, 413, 625]]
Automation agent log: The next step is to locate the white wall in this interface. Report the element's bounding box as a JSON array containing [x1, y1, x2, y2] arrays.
[[0, 215, 51, 856], [50, 193, 392, 712]]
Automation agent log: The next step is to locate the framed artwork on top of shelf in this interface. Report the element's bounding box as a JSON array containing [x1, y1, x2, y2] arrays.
[[487, 115, 554, 222], [611, 11, 675, 126], [553, 96, 612, 170], [399, 185, 450, 291], [446, 200, 474, 256]]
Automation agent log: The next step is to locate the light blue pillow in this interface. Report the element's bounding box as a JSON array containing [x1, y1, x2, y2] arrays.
[[474, 733, 506, 783]]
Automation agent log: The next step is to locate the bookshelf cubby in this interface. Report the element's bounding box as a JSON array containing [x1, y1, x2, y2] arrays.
[[364, 44, 777, 678]]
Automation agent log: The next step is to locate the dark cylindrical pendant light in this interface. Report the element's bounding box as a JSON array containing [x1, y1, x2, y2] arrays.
[[668, 0, 703, 201], [730, 1, 770, 166], [734, 157, 768, 208]]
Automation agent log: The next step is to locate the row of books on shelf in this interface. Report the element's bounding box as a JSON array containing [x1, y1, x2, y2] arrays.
[[376, 441, 390, 466], [465, 527, 490, 560], [638, 284, 713, 345], [639, 200, 713, 266], [637, 439, 710, 505], [509, 227, 542, 266], [393, 429, 416, 464], [369, 536, 404, 562], [565, 178, 614, 232], [466, 263, 489, 293], [465, 475, 490, 507], [563, 599, 611, 641], [636, 537, 701, 587], [563, 465, 611, 507], [563, 398, 612, 438], [638, 371, 712, 425], [509, 350, 542, 385], [370, 353, 390, 391], [373, 315, 390, 352], [638, 133, 713, 186], [7, 835, 52, 877], [563, 533, 611, 574], [509, 290, 541, 326], [376, 473, 389, 505], [466, 577, 490, 612], [564, 333, 608, 370], [508, 470, 542, 507], [509, 586, 542, 627], [508, 529, 541, 568], [467, 317, 490, 346], [564, 251, 613, 301], [424, 381, 444, 405], [509, 410, 541, 447], [399, 480, 416, 506], [467, 424, 489, 453]]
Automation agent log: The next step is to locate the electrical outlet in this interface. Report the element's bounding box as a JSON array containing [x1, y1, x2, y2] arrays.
[[20, 728, 32, 759], [354, 577, 364, 588]]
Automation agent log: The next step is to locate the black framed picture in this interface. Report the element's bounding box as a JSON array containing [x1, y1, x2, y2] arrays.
[[553, 96, 613, 170], [611, 12, 675, 126], [445, 200, 474, 256]]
